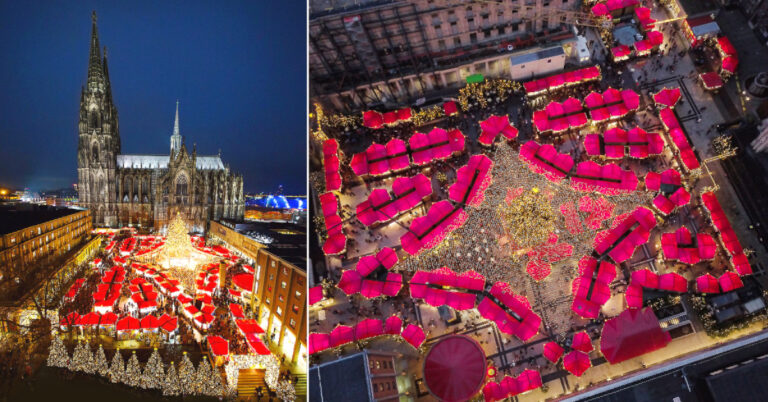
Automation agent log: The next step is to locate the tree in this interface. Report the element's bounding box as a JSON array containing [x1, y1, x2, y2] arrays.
[[93, 344, 109, 377], [69, 342, 90, 372], [195, 356, 221, 397], [81, 343, 95, 375], [46, 335, 69, 368], [108, 349, 125, 383], [124, 351, 142, 388], [140, 348, 164, 389], [162, 361, 181, 396], [177, 352, 196, 396]]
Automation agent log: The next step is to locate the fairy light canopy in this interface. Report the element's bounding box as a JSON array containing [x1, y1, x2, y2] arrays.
[[136, 212, 219, 270]]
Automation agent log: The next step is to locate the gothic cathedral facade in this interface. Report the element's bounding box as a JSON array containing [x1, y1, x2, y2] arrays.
[[77, 12, 244, 231]]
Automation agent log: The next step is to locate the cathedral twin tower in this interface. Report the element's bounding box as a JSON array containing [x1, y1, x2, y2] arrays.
[[77, 12, 244, 230]]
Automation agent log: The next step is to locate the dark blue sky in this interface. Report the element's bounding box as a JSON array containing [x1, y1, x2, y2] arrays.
[[0, 1, 306, 195]]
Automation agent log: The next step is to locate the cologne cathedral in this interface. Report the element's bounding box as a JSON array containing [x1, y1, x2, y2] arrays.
[[77, 12, 244, 230]]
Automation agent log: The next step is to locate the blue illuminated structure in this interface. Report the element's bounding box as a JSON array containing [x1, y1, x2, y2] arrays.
[[246, 194, 306, 209]]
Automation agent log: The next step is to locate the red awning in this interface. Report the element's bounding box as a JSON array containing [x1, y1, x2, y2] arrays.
[[208, 335, 229, 356], [232, 273, 254, 291], [600, 308, 671, 364], [543, 342, 564, 363], [246, 333, 271, 355], [563, 350, 591, 377], [236, 319, 265, 335]]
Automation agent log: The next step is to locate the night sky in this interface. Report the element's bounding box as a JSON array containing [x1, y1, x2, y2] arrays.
[[0, 1, 306, 195]]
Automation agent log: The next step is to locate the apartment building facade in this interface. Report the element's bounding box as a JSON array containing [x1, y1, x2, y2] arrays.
[[310, 0, 580, 111], [0, 206, 92, 281], [208, 220, 308, 370]]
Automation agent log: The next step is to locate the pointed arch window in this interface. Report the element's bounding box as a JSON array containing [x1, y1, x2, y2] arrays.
[[176, 175, 188, 196], [92, 144, 99, 162]]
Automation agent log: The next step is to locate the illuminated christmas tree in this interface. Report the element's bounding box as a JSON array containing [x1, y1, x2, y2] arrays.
[[124, 351, 142, 388], [81, 343, 95, 375], [164, 213, 193, 260], [177, 351, 196, 395], [46, 335, 69, 368], [69, 342, 90, 372], [140, 348, 164, 389], [94, 344, 109, 377], [195, 356, 221, 397], [162, 361, 181, 396], [109, 349, 125, 383]]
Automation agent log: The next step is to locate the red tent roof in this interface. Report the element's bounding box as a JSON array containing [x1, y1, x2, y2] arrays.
[[385, 315, 402, 335], [236, 319, 265, 335], [116, 316, 140, 332], [571, 331, 594, 353], [423, 335, 486, 402], [309, 285, 324, 305], [208, 335, 229, 356], [232, 273, 254, 291], [543, 341, 564, 363], [696, 274, 721, 294], [246, 333, 271, 355], [401, 324, 426, 348], [563, 350, 591, 377], [600, 308, 671, 364]]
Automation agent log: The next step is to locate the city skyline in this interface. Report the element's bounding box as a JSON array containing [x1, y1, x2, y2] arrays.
[[0, 1, 306, 194]]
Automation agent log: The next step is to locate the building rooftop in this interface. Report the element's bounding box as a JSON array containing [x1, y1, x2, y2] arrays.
[[310, 352, 371, 402], [228, 220, 307, 269], [0, 204, 84, 235], [510, 46, 564, 65], [706, 356, 768, 401], [116, 154, 225, 170]]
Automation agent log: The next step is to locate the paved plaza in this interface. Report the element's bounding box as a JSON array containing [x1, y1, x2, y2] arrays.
[[310, 1, 768, 401]]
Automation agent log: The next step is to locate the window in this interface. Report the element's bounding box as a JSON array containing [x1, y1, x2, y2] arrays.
[[470, 33, 477, 43], [278, 295, 284, 303], [292, 304, 299, 313], [37, 227, 41, 235], [276, 307, 282, 316], [265, 298, 270, 305], [271, 261, 275, 267], [289, 319, 295, 327], [294, 290, 302, 299], [453, 37, 461, 46], [281, 281, 287, 289]]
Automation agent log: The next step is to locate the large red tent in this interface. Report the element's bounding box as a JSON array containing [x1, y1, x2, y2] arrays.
[[600, 307, 671, 364], [423, 335, 487, 402]]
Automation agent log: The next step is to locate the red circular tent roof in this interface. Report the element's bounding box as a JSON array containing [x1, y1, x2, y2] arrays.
[[423, 335, 487, 402]]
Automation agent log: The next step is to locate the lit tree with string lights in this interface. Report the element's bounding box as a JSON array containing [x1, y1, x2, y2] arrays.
[[124, 351, 142, 388], [194, 356, 221, 396], [94, 344, 109, 377], [162, 361, 181, 396], [46, 335, 69, 368], [109, 349, 125, 383], [82, 343, 95, 375], [140, 348, 165, 389], [69, 342, 89, 372], [177, 351, 196, 396]]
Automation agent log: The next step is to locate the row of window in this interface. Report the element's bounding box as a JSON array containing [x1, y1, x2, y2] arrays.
[[372, 380, 397, 394]]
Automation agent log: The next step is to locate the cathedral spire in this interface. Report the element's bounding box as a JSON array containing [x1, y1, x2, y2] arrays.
[[173, 100, 180, 137], [87, 11, 104, 90], [170, 100, 182, 155]]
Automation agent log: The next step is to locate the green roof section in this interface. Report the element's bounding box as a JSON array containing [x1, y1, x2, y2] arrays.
[[466, 73, 484, 84]]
